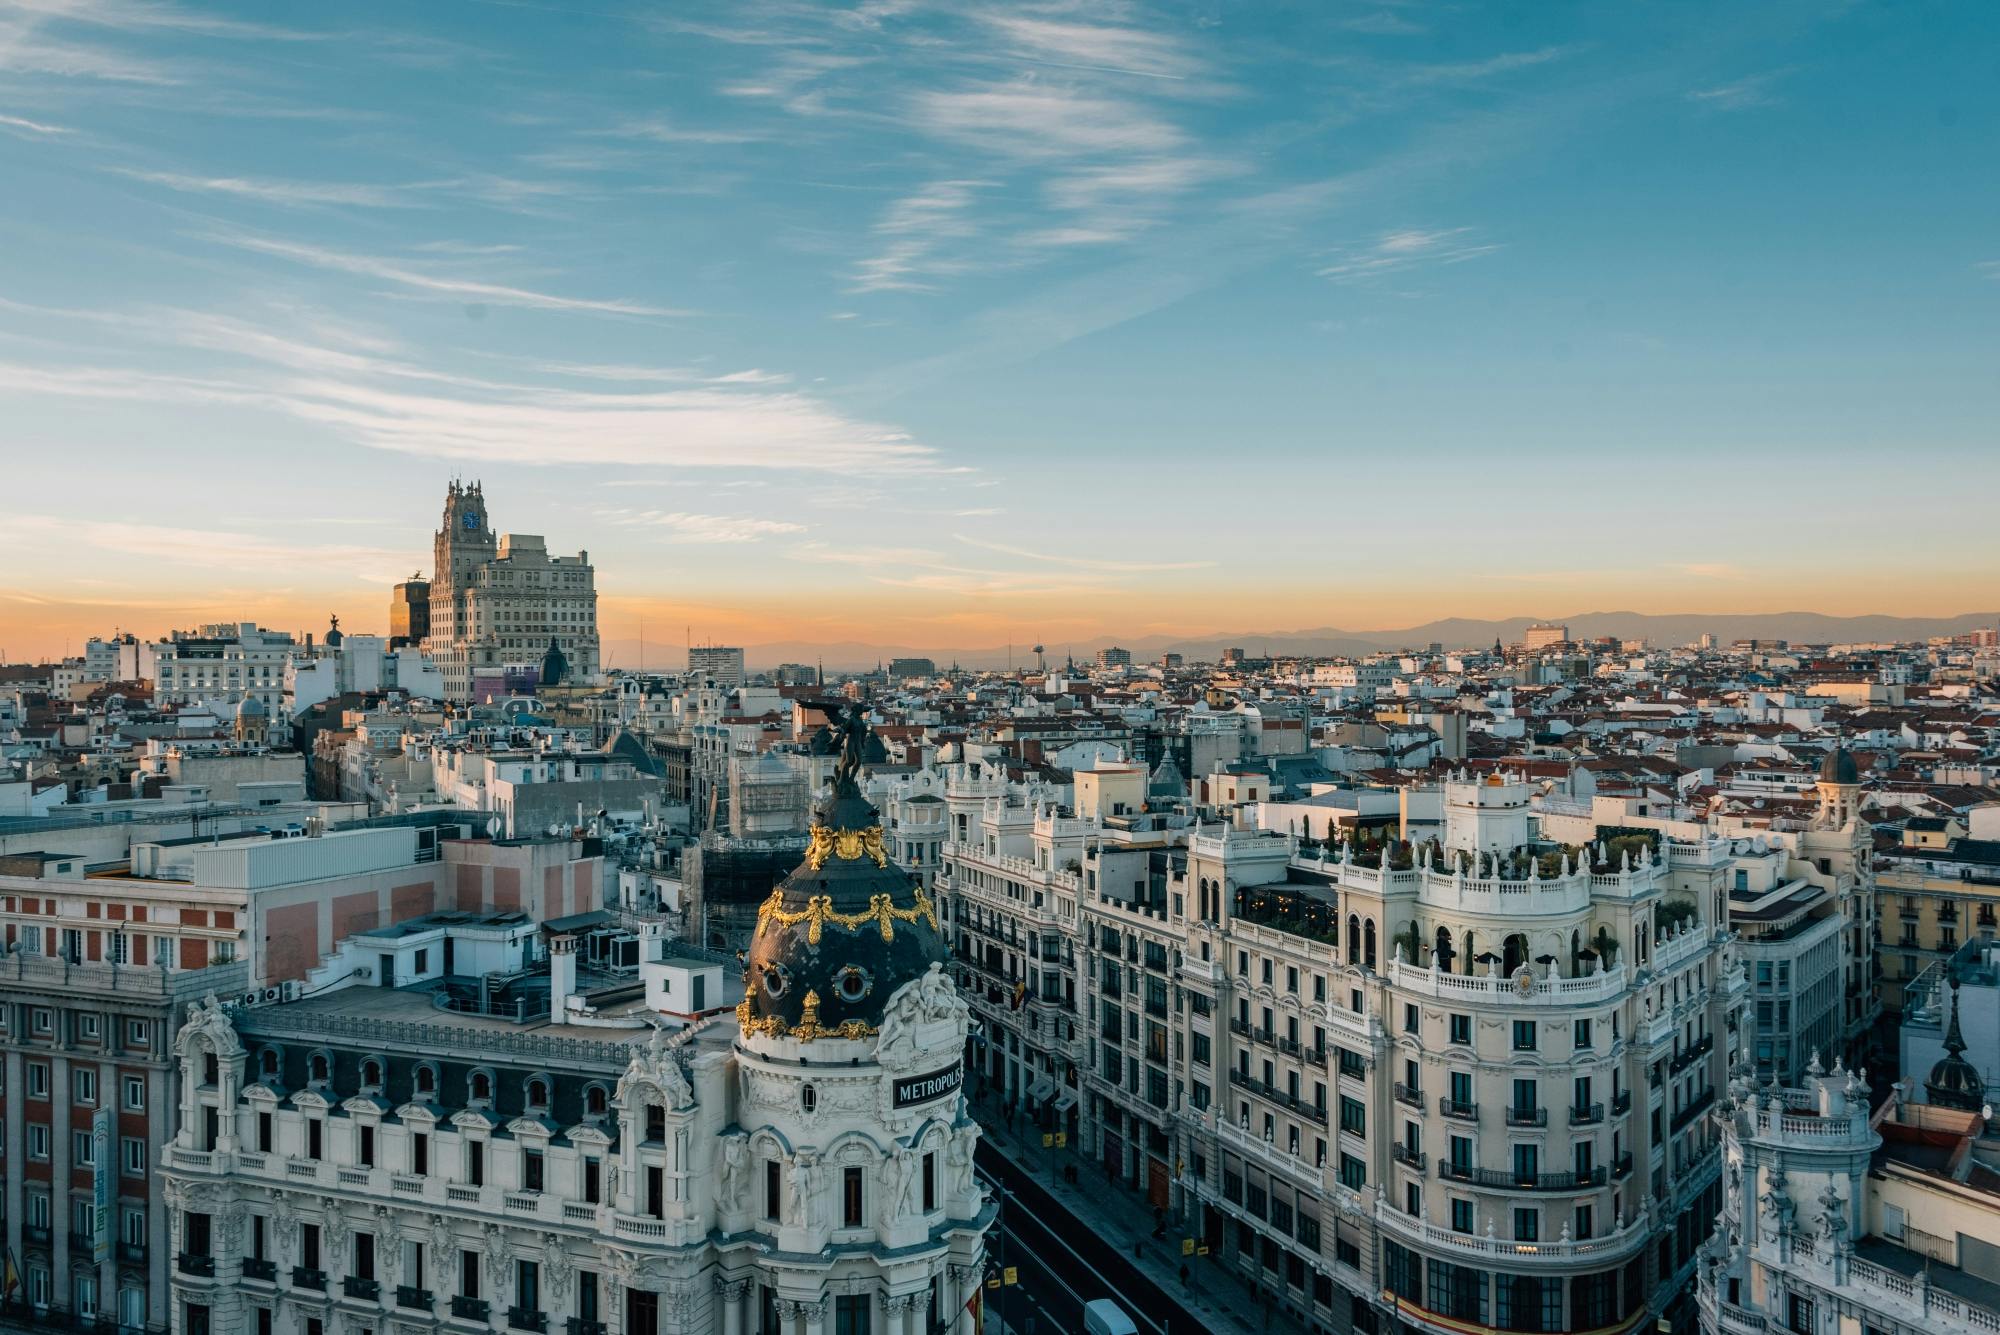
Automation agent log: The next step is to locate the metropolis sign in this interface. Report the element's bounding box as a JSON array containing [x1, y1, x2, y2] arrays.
[[893, 1063, 964, 1109]]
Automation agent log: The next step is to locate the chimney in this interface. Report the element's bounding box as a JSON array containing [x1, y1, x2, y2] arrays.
[[549, 933, 577, 1020]]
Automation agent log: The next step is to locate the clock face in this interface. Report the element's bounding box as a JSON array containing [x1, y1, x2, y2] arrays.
[[463, 510, 480, 532]]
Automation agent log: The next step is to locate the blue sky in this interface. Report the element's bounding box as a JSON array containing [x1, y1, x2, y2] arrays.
[[1, 0, 1996, 659]]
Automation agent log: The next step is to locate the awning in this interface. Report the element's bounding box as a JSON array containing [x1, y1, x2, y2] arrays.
[[1053, 1089, 1078, 1113], [1028, 1076, 1055, 1102]]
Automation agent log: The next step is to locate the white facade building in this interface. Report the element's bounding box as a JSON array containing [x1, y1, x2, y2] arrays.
[[159, 725, 994, 1335], [285, 636, 447, 716]]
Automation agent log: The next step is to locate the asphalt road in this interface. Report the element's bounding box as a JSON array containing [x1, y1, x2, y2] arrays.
[[975, 1140, 1202, 1335]]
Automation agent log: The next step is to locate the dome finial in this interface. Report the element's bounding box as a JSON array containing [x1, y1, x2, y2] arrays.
[[1926, 972, 1986, 1110]]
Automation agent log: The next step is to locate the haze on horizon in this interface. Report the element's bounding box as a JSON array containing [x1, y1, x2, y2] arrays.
[[1, 0, 1995, 662]]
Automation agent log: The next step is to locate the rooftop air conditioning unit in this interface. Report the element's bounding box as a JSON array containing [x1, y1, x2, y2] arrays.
[[263, 987, 284, 1003]]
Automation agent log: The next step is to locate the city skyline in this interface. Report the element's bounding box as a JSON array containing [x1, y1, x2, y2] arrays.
[[4, 0, 1998, 657]]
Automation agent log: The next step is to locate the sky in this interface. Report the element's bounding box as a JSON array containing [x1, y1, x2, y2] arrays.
[[0, 0, 1996, 664]]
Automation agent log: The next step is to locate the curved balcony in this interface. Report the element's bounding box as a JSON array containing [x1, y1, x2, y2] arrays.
[[1437, 1162, 1606, 1193], [1387, 959, 1627, 1007], [1377, 1197, 1652, 1269]]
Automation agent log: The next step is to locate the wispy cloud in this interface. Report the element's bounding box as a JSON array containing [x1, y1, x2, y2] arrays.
[[5, 0, 323, 41], [974, 14, 1198, 81], [1404, 46, 1578, 85], [916, 82, 1186, 160], [1317, 227, 1501, 283], [595, 509, 806, 543], [600, 116, 767, 145], [0, 32, 183, 83], [118, 170, 422, 209], [1688, 69, 1790, 111], [0, 302, 943, 474], [0, 516, 407, 580], [535, 362, 789, 386], [212, 233, 685, 316], [954, 535, 1214, 572], [0, 112, 69, 134], [851, 179, 988, 293]]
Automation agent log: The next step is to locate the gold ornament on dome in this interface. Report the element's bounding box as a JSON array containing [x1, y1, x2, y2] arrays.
[[803, 822, 889, 871], [734, 981, 876, 1042], [754, 885, 939, 945]]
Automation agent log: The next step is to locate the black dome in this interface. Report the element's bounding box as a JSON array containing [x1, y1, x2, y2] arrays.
[[738, 708, 942, 1042], [1819, 744, 1859, 786], [1926, 978, 1987, 1112]]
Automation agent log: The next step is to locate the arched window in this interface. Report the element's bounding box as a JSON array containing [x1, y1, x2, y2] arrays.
[[1503, 933, 1528, 976], [361, 1059, 383, 1090], [1346, 915, 1360, 963], [1363, 919, 1377, 970], [259, 1048, 280, 1080], [802, 1083, 817, 1115], [585, 1084, 607, 1118], [470, 1071, 492, 1103], [525, 1078, 549, 1110], [1461, 931, 1478, 975], [1434, 926, 1455, 974], [414, 1065, 437, 1097], [308, 1053, 329, 1085]]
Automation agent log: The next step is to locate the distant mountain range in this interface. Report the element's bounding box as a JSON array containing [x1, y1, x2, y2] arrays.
[[601, 610, 2000, 674]]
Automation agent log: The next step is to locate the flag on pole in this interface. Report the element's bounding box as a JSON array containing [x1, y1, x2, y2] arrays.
[[2, 1247, 20, 1300]]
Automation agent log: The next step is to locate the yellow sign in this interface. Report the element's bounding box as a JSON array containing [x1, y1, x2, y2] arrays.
[[1055, 1133, 1067, 1147], [1003, 1268, 1019, 1287], [1042, 1134, 1054, 1148], [986, 1277, 999, 1290], [1181, 1238, 1195, 1256], [1197, 1244, 1210, 1256]]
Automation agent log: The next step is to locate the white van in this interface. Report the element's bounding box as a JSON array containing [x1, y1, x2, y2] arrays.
[[1083, 1299, 1140, 1335]]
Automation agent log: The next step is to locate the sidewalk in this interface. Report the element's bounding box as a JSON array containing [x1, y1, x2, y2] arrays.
[[972, 1087, 1309, 1335]]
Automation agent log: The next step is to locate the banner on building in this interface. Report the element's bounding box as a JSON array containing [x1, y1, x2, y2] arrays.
[[91, 1107, 113, 1264]]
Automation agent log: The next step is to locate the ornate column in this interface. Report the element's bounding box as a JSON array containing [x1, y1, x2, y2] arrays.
[[884, 1291, 923, 1335], [948, 1265, 979, 1335], [713, 1277, 749, 1335], [801, 1295, 827, 1335]]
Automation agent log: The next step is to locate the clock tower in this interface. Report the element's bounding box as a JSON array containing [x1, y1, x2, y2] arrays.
[[434, 479, 496, 589]]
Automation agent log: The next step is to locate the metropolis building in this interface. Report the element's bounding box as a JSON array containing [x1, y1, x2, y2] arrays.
[[157, 716, 993, 1335], [418, 482, 600, 703]]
